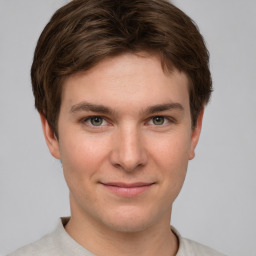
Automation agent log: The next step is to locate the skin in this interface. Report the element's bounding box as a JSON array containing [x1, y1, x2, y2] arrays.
[[41, 52, 203, 256]]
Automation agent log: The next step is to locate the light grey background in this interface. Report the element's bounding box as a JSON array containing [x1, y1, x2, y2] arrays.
[[0, 0, 255, 255]]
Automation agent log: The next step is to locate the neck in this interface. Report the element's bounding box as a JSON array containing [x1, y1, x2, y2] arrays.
[[65, 206, 178, 256]]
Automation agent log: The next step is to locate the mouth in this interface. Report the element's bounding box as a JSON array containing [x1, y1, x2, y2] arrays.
[[99, 182, 155, 197]]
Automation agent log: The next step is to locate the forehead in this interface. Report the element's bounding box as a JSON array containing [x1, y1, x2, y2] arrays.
[[61, 53, 190, 113]]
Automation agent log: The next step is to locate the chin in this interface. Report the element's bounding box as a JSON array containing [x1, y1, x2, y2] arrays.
[[99, 206, 159, 233]]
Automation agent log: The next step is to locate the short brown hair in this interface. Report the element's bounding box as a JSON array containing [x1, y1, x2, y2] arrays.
[[31, 0, 212, 134]]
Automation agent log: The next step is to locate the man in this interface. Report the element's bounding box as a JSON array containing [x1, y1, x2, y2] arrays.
[[8, 0, 226, 255]]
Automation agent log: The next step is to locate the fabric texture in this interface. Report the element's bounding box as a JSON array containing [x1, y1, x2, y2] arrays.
[[8, 218, 227, 256]]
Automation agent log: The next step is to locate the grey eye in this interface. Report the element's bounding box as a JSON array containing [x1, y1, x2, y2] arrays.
[[90, 117, 104, 126], [152, 116, 165, 125]]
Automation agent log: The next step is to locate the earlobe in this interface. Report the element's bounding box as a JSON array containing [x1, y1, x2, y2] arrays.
[[189, 110, 204, 160], [40, 114, 61, 159]]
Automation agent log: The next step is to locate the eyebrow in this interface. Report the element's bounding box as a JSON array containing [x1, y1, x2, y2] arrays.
[[70, 102, 184, 115], [70, 102, 115, 115], [145, 103, 184, 115]]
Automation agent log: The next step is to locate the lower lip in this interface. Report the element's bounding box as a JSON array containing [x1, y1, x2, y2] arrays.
[[101, 184, 154, 197]]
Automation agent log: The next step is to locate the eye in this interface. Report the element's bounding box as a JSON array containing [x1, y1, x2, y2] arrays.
[[150, 116, 168, 125], [86, 116, 106, 126]]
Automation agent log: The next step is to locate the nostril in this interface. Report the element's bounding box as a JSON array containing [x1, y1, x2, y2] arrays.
[[109, 128, 148, 171], [110, 150, 148, 172]]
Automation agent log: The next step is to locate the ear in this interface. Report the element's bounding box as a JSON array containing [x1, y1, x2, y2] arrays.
[[189, 110, 204, 160], [40, 114, 61, 159]]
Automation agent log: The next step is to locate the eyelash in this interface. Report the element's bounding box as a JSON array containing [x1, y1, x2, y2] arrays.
[[81, 115, 177, 128], [82, 116, 109, 127]]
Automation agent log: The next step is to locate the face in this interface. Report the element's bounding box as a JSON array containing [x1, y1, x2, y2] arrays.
[[41, 53, 202, 234]]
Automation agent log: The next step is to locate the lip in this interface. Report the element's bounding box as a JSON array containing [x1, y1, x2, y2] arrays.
[[100, 182, 155, 197]]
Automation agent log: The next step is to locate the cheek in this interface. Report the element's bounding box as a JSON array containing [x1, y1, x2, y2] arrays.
[[60, 132, 107, 165], [149, 130, 191, 167], [148, 132, 191, 196], [58, 134, 109, 189]]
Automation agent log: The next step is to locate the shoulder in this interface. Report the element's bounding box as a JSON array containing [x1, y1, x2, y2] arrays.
[[7, 217, 91, 256], [178, 237, 227, 256], [7, 218, 71, 256], [171, 226, 227, 256], [7, 232, 57, 256]]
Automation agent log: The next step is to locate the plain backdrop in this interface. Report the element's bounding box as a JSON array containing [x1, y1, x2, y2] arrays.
[[0, 0, 255, 255]]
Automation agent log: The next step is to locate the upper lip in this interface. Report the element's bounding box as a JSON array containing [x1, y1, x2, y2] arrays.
[[100, 182, 155, 188]]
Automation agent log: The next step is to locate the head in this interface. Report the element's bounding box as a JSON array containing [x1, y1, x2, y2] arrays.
[[32, 0, 212, 238], [31, 0, 212, 136]]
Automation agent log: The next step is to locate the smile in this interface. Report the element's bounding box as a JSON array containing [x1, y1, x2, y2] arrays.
[[99, 182, 155, 197]]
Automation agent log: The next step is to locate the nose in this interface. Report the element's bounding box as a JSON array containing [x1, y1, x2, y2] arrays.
[[109, 126, 148, 172]]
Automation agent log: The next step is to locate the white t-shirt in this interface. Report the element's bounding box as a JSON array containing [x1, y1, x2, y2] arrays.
[[8, 218, 227, 256]]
